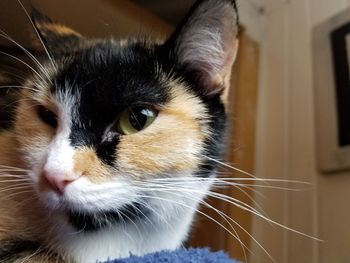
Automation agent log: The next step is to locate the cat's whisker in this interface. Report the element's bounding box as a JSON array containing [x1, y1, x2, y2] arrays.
[[207, 190, 266, 217], [16, 0, 57, 72], [0, 181, 33, 187], [0, 38, 47, 82], [209, 179, 310, 192], [67, 224, 87, 236], [197, 197, 273, 263], [0, 97, 39, 112], [217, 181, 269, 218], [17, 242, 44, 263], [198, 199, 250, 263], [0, 173, 29, 178], [5, 195, 37, 206], [0, 85, 38, 94], [22, 102, 41, 111], [135, 193, 254, 259], [148, 176, 311, 186], [226, 183, 266, 200], [201, 187, 322, 241], [139, 185, 264, 218], [0, 179, 32, 183], [232, 183, 309, 192], [145, 179, 267, 204], [127, 201, 155, 227], [131, 182, 321, 242], [114, 210, 138, 243], [0, 30, 52, 81], [137, 187, 289, 262], [200, 154, 256, 178], [0, 69, 28, 82], [188, 193, 258, 262], [0, 183, 33, 191], [0, 85, 25, 89], [5, 97, 37, 105], [2, 189, 35, 200], [133, 197, 178, 234], [133, 185, 258, 252], [144, 177, 310, 192], [118, 209, 143, 240], [0, 50, 46, 83], [172, 189, 253, 262], [0, 165, 30, 171], [0, 168, 29, 173], [0, 174, 30, 180]]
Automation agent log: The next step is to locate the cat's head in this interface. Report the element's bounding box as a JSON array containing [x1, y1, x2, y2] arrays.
[[14, 0, 239, 231]]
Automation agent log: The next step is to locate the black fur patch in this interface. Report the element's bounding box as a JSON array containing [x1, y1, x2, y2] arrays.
[[68, 201, 148, 232], [49, 37, 227, 173], [51, 41, 171, 165], [0, 239, 40, 261]]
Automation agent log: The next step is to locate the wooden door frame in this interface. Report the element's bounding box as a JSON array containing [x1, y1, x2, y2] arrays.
[[189, 29, 260, 262]]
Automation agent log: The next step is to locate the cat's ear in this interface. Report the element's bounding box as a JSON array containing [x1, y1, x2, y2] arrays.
[[166, 0, 239, 96], [31, 8, 83, 57]]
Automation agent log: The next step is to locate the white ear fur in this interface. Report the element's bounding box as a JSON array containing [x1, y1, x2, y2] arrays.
[[174, 0, 239, 94]]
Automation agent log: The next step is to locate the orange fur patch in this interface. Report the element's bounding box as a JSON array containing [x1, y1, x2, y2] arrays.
[[73, 147, 111, 182], [0, 73, 10, 83], [116, 81, 210, 178], [37, 23, 82, 37], [0, 131, 23, 168], [0, 132, 51, 242], [15, 90, 56, 149]]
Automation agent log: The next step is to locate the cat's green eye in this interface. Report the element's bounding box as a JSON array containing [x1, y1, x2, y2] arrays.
[[117, 106, 158, 135], [37, 105, 58, 128]]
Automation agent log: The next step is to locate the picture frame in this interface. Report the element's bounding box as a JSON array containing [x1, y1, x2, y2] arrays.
[[313, 7, 350, 173]]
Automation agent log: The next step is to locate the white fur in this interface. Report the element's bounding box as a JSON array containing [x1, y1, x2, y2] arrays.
[[49, 177, 212, 263], [43, 135, 75, 178], [31, 88, 81, 209]]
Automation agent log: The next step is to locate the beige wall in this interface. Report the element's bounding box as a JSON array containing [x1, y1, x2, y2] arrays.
[[251, 0, 350, 262]]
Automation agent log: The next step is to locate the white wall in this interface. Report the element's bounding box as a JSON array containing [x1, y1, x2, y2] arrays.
[[251, 0, 350, 262], [236, 0, 265, 43]]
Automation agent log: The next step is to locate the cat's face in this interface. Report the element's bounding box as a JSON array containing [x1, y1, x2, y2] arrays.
[[14, 0, 238, 231]]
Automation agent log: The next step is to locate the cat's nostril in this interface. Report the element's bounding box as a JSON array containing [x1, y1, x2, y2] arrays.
[[42, 170, 77, 195]]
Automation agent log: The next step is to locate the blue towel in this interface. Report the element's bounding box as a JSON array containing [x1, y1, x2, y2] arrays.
[[106, 248, 239, 263]]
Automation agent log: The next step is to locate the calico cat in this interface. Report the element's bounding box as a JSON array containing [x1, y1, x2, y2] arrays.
[[0, 0, 239, 262]]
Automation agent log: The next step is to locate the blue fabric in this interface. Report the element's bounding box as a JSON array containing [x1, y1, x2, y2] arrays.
[[105, 248, 239, 263]]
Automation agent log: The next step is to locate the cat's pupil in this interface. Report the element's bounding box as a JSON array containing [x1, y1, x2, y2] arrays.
[[37, 105, 58, 128], [129, 107, 152, 131], [117, 106, 157, 135]]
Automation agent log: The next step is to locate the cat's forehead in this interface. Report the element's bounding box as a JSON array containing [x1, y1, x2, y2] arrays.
[[38, 40, 172, 106]]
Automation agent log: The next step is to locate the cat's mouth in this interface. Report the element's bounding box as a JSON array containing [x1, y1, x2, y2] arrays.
[[67, 202, 148, 232]]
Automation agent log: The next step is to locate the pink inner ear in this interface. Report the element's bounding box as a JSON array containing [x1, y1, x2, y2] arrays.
[[171, 0, 239, 96], [195, 38, 239, 96], [193, 61, 223, 95], [208, 74, 226, 95]]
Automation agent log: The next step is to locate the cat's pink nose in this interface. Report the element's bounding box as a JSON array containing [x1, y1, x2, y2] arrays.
[[42, 170, 77, 194]]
